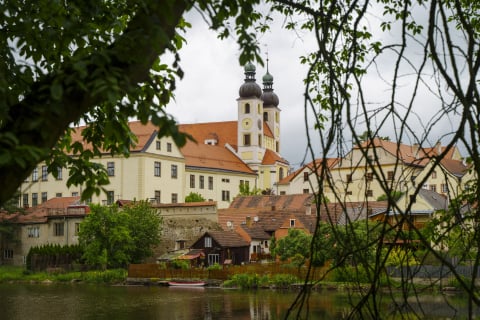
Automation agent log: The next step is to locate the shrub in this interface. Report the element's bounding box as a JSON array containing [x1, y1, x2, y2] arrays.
[[170, 259, 190, 270]]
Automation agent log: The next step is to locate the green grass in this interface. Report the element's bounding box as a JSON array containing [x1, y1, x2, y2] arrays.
[[0, 266, 127, 284]]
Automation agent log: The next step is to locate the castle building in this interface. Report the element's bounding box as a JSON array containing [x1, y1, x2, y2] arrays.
[[18, 64, 290, 209]]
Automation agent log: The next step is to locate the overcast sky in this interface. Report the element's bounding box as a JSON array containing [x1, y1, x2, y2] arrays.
[[164, 10, 317, 169], [164, 7, 466, 169]]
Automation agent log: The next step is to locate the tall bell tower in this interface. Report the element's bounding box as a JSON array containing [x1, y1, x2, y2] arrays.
[[237, 62, 265, 165]]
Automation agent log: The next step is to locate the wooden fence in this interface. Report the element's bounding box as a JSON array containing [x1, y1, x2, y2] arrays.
[[128, 263, 328, 281]]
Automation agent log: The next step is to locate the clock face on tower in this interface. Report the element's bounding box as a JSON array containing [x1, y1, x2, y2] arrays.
[[257, 119, 262, 130], [242, 118, 252, 129]]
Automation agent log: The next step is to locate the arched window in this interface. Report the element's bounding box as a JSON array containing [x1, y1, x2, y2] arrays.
[[245, 103, 250, 114]]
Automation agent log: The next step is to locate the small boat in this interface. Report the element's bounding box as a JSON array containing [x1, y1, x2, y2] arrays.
[[168, 281, 206, 287]]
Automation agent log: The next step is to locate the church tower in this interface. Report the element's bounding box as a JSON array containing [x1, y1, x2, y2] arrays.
[[237, 62, 265, 165], [260, 59, 281, 153]]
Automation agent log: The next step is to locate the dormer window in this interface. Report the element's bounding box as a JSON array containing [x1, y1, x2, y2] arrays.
[[290, 219, 296, 227]]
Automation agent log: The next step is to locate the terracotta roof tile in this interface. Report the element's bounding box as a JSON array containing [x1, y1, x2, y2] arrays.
[[207, 230, 250, 247], [278, 158, 338, 185], [181, 138, 255, 175], [262, 149, 289, 165]]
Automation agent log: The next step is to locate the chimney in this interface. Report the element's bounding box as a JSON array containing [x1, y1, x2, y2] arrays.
[[412, 143, 419, 159], [305, 205, 312, 216], [435, 141, 442, 154]]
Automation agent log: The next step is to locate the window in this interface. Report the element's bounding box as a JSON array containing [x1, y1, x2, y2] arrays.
[[441, 184, 448, 193], [56, 193, 62, 198], [156, 140, 161, 150], [208, 254, 220, 266], [258, 134, 262, 147], [41, 192, 47, 203], [346, 191, 353, 195], [27, 226, 40, 238], [280, 191, 286, 195], [410, 195, 416, 203], [107, 162, 115, 176], [32, 167, 38, 182], [167, 143, 172, 152], [222, 190, 230, 201], [32, 193, 38, 207], [290, 219, 296, 227], [190, 174, 195, 188], [3, 249, 13, 260], [279, 168, 284, 180], [199, 176, 205, 189], [245, 103, 250, 114], [303, 189, 309, 194], [56, 167, 63, 180], [303, 172, 309, 182], [205, 236, 212, 247], [171, 193, 178, 203], [154, 161, 161, 177], [275, 112, 279, 122], [276, 141, 279, 152], [221, 178, 230, 183], [263, 112, 268, 121], [208, 176, 214, 190], [432, 171, 437, 179], [366, 190, 373, 197], [387, 171, 394, 180], [74, 223, 80, 236], [430, 184, 437, 192], [171, 165, 178, 178], [107, 191, 114, 205], [243, 134, 251, 146], [176, 240, 186, 250], [366, 172, 373, 181], [23, 194, 29, 207], [154, 190, 161, 203], [346, 174, 352, 183], [72, 192, 79, 197], [54, 222, 64, 236], [41, 165, 48, 181]]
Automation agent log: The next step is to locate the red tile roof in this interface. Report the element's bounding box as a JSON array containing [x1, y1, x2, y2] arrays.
[[278, 158, 338, 185], [0, 197, 88, 224]]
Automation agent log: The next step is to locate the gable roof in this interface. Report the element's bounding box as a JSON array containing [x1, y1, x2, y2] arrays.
[[278, 158, 339, 185], [204, 230, 249, 247], [238, 224, 271, 240], [262, 149, 289, 166], [229, 194, 314, 210], [353, 138, 462, 168]]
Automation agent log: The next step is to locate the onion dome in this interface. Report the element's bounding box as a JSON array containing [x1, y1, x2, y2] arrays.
[[261, 70, 279, 107], [239, 63, 262, 98]]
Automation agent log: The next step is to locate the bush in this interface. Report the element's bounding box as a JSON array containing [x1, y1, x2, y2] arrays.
[[207, 263, 222, 271], [333, 266, 370, 283], [170, 260, 190, 270]]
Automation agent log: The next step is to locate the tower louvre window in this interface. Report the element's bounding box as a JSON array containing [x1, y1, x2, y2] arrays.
[[244, 134, 251, 146], [245, 103, 250, 114]]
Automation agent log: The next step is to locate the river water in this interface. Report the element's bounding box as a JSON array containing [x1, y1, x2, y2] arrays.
[[0, 283, 476, 319]]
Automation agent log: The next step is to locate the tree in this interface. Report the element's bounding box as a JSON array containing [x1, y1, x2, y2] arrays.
[[184, 192, 206, 203], [1, 0, 264, 205], [78, 202, 161, 268], [272, 229, 311, 267], [4, 0, 480, 317]]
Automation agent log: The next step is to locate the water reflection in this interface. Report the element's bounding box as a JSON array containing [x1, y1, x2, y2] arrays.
[[0, 283, 477, 319]]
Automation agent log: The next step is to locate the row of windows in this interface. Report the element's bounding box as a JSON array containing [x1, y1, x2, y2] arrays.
[[27, 223, 80, 238], [243, 103, 280, 122], [242, 133, 262, 147], [189, 175, 214, 190], [27, 166, 63, 182], [155, 141, 173, 152]]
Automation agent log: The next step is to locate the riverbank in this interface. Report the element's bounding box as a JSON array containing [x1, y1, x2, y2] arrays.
[[0, 266, 126, 284]]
